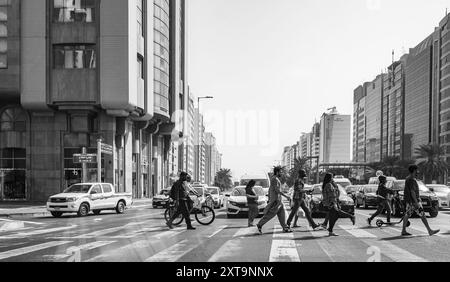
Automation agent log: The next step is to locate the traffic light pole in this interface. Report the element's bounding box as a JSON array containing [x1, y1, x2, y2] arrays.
[[97, 139, 102, 183]]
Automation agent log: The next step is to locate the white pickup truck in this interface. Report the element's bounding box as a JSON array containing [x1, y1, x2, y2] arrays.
[[47, 183, 133, 218]]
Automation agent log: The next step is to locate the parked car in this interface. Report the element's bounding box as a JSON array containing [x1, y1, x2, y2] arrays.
[[390, 180, 440, 218], [427, 184, 450, 209], [206, 187, 224, 209], [345, 185, 360, 204], [226, 186, 267, 218], [355, 185, 379, 209], [288, 185, 312, 208], [333, 176, 352, 189], [152, 188, 171, 209], [189, 186, 215, 210], [47, 183, 133, 218], [307, 184, 355, 218], [368, 176, 397, 185]]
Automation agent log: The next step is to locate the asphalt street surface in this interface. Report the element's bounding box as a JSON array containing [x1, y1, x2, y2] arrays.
[[1, 201, 450, 262]]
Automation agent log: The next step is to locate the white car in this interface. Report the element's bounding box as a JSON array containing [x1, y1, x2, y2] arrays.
[[47, 183, 133, 218], [427, 184, 450, 209], [226, 186, 267, 218], [206, 187, 224, 209]]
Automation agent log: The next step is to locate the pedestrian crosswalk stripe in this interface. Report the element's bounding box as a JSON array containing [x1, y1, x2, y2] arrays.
[[339, 225, 377, 238], [110, 227, 164, 239], [269, 224, 300, 262], [269, 240, 301, 262], [208, 239, 243, 262], [0, 226, 77, 239], [0, 241, 72, 260], [233, 227, 256, 238], [145, 240, 202, 262], [208, 225, 228, 238], [0, 218, 45, 225], [41, 241, 116, 261]]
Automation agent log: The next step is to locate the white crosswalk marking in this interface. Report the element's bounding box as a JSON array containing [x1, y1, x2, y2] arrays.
[[145, 240, 202, 262], [269, 224, 300, 262], [41, 241, 116, 261], [359, 239, 428, 262], [208, 239, 243, 262], [339, 225, 377, 238], [110, 227, 164, 239], [0, 241, 72, 260], [233, 227, 256, 238], [208, 225, 228, 238], [0, 226, 77, 239]]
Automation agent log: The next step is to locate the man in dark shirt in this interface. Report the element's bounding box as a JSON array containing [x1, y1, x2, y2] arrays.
[[166, 172, 196, 231], [367, 175, 394, 225], [401, 165, 439, 236]]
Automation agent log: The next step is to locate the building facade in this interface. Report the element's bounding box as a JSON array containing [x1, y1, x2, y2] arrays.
[[365, 74, 384, 163], [353, 85, 367, 163], [439, 15, 450, 163], [194, 110, 205, 183], [319, 108, 351, 164], [0, 0, 188, 202]]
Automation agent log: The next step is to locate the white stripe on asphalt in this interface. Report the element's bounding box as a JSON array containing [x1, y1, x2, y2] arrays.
[[71, 224, 136, 239], [145, 240, 201, 262], [0, 218, 45, 225], [269, 240, 301, 262], [41, 241, 116, 261], [233, 227, 256, 238], [269, 224, 300, 262], [307, 226, 329, 238], [339, 225, 377, 238], [208, 225, 228, 238], [0, 221, 25, 232], [0, 241, 72, 260], [0, 226, 77, 239], [208, 239, 243, 262], [110, 227, 164, 239]]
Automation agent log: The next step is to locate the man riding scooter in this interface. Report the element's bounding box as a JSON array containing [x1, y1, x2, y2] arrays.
[[367, 175, 394, 226]]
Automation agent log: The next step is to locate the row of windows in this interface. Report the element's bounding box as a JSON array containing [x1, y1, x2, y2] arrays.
[[154, 67, 169, 85], [154, 54, 169, 73], [154, 41, 169, 62], [154, 17, 169, 38], [53, 0, 96, 23], [54, 45, 96, 69], [442, 65, 450, 78], [442, 42, 450, 56], [154, 29, 169, 50], [154, 3, 169, 27], [154, 93, 169, 112], [0, 2, 7, 69], [0, 108, 27, 132], [443, 31, 450, 46], [154, 80, 169, 96]]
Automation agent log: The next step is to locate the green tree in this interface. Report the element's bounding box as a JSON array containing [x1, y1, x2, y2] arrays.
[[415, 144, 448, 184], [214, 169, 233, 192]]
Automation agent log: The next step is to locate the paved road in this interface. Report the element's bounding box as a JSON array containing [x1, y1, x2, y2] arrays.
[[1, 203, 450, 262]]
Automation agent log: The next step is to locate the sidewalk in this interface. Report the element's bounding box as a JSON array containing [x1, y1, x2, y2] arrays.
[[0, 198, 154, 218]]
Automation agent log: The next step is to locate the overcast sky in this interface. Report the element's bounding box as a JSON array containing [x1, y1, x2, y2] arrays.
[[187, 0, 450, 180]]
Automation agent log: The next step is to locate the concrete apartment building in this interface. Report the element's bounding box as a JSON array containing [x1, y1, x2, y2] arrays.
[[353, 84, 367, 163], [319, 108, 351, 164], [194, 110, 206, 183], [439, 15, 450, 163], [0, 0, 188, 202], [365, 74, 384, 163]]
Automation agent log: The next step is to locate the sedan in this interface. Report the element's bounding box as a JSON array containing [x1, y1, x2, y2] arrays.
[[206, 187, 224, 209], [152, 189, 171, 209], [307, 184, 355, 218], [427, 185, 450, 209], [355, 185, 379, 209], [226, 186, 267, 218]]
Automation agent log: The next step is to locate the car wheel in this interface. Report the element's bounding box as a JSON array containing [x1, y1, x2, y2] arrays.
[[93, 210, 101, 216], [116, 201, 126, 214], [51, 211, 63, 218], [77, 203, 90, 217]]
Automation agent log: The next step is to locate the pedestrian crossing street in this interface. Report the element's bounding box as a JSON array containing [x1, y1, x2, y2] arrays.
[[1, 210, 450, 262]]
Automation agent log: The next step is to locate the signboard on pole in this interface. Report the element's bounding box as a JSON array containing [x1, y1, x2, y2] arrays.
[[73, 154, 97, 164], [100, 143, 114, 156]]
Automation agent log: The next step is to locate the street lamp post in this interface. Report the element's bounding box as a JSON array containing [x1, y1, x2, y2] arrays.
[[197, 96, 214, 183]]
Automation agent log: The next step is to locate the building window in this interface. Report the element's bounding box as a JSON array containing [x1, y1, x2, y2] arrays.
[[53, 0, 96, 23], [0, 107, 27, 132], [137, 0, 144, 37], [0, 1, 7, 69], [54, 45, 96, 69], [137, 55, 144, 79]]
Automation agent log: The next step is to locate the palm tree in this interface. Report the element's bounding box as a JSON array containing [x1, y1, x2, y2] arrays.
[[214, 169, 233, 192], [381, 156, 400, 177], [415, 144, 448, 184]]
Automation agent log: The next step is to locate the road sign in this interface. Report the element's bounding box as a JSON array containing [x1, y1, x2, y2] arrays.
[[100, 143, 114, 155], [73, 154, 97, 164]]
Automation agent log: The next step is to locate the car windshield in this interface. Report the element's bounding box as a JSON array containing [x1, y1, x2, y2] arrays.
[[64, 184, 92, 193], [364, 186, 378, 193], [240, 179, 269, 188], [192, 188, 204, 195], [430, 186, 450, 193], [207, 188, 219, 195], [334, 180, 351, 188], [232, 187, 265, 196]]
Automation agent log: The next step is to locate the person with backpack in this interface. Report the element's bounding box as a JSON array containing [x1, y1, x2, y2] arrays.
[[166, 172, 196, 230]]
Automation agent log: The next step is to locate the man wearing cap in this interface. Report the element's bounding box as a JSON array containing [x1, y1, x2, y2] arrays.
[[367, 175, 394, 226]]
